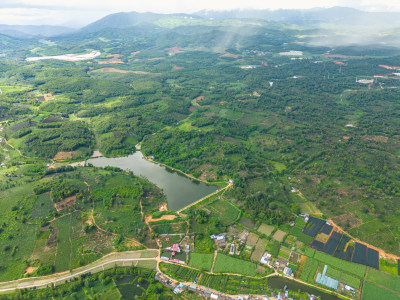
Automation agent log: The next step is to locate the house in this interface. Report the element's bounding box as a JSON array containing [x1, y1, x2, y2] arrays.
[[173, 283, 185, 294], [161, 256, 170, 261], [211, 294, 219, 299], [260, 252, 272, 265], [229, 243, 235, 255], [283, 266, 293, 276], [216, 236, 226, 248], [172, 244, 181, 252]]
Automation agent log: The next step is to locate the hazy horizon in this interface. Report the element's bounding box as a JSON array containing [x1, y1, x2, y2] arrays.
[[1, 0, 400, 28]]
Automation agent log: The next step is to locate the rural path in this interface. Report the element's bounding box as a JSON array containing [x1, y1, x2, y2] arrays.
[[210, 250, 218, 273], [0, 250, 158, 293], [177, 182, 232, 213], [85, 180, 145, 249]]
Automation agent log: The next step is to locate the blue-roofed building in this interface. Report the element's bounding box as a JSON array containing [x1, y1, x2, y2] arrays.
[[315, 265, 339, 290]]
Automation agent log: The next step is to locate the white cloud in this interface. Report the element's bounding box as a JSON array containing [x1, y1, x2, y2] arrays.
[[0, 0, 400, 26]]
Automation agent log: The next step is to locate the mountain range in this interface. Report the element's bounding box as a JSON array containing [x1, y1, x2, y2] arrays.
[[1, 7, 400, 38]]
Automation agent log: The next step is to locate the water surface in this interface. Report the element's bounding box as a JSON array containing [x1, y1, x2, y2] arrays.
[[87, 152, 218, 211]]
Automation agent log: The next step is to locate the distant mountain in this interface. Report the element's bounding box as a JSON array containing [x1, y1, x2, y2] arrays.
[[80, 11, 200, 33], [0, 25, 74, 38], [195, 7, 400, 28]]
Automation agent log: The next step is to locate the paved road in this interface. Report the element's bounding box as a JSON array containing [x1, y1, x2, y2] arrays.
[[0, 250, 158, 293]]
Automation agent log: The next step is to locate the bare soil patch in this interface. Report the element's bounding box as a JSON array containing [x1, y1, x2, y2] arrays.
[[272, 230, 286, 242], [363, 135, 388, 143], [55, 195, 76, 212], [43, 93, 54, 101], [173, 65, 184, 70], [331, 213, 363, 230], [47, 228, 58, 248], [131, 51, 141, 55], [220, 52, 239, 58], [146, 214, 177, 223], [25, 267, 38, 274], [94, 67, 131, 73], [253, 91, 261, 97], [96, 54, 124, 64], [54, 151, 78, 160], [192, 96, 204, 106], [166, 46, 184, 55], [91, 150, 103, 158]]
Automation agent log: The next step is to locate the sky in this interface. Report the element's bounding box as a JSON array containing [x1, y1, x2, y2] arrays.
[[1, 0, 400, 27]]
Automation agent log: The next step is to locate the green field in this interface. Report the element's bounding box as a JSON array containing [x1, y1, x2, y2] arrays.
[[160, 263, 201, 282], [189, 253, 214, 271], [213, 254, 256, 276], [300, 257, 319, 282], [362, 281, 400, 300], [313, 251, 366, 278], [206, 199, 241, 226], [365, 267, 400, 293]]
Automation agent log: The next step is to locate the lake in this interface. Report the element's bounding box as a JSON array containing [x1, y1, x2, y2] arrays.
[[86, 151, 219, 211]]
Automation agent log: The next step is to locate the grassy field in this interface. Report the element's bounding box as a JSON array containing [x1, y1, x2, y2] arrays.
[[257, 223, 274, 236], [213, 254, 256, 276], [365, 267, 400, 293], [362, 281, 400, 300], [206, 199, 240, 226], [189, 253, 214, 271], [313, 251, 366, 278], [300, 257, 319, 282]]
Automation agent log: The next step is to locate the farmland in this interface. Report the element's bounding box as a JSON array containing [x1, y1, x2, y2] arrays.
[[189, 253, 214, 271], [313, 251, 366, 277], [213, 254, 257, 276], [2, 8, 400, 299], [160, 263, 201, 282], [299, 257, 318, 282]]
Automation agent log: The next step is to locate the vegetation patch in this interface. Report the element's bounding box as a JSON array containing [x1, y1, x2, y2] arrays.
[[213, 254, 256, 276]]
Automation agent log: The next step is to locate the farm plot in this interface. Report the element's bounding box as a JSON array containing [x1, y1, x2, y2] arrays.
[[310, 240, 324, 251], [333, 235, 353, 261], [272, 230, 286, 242], [257, 223, 274, 236], [303, 217, 325, 237], [278, 246, 291, 260], [160, 263, 200, 282], [314, 251, 366, 277], [321, 231, 342, 255], [206, 199, 240, 226], [352, 243, 367, 266], [246, 233, 259, 246], [213, 254, 256, 276], [250, 239, 268, 262], [189, 253, 214, 271], [239, 217, 257, 229], [362, 281, 400, 300], [290, 227, 314, 245], [320, 223, 333, 235], [300, 257, 319, 282], [199, 274, 268, 295], [365, 267, 400, 293]]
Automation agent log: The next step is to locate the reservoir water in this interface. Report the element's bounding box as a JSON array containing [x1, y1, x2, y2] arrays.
[[86, 151, 219, 211]]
